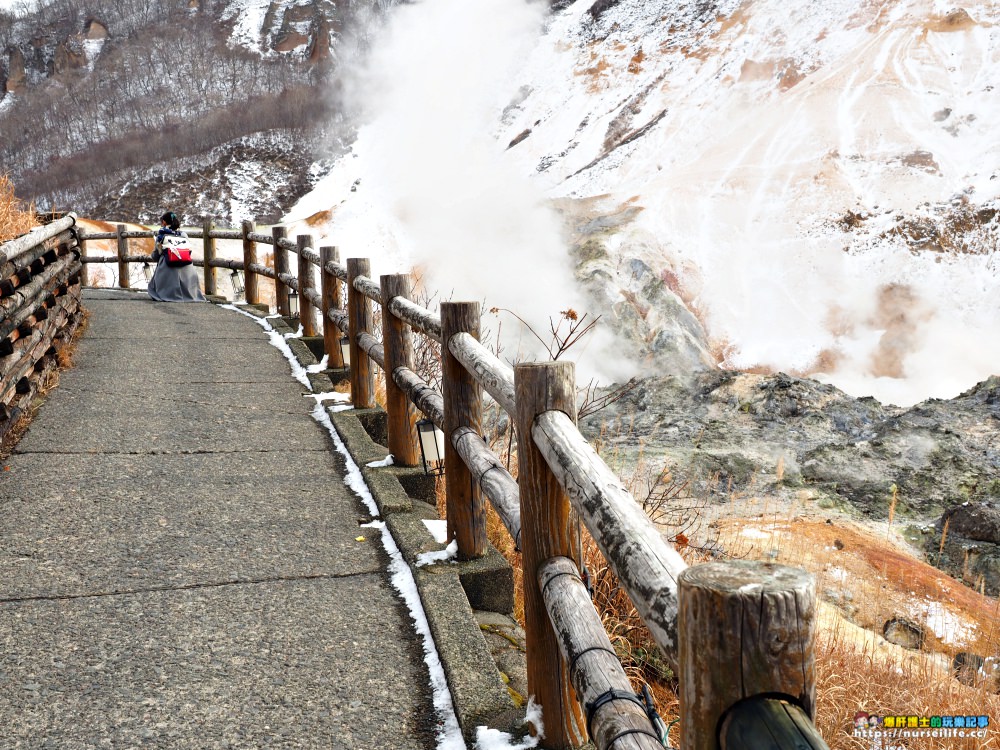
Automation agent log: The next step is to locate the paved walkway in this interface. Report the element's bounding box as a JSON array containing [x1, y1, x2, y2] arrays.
[[0, 289, 438, 749]]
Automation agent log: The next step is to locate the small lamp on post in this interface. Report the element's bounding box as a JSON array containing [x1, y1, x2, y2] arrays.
[[339, 335, 351, 367], [287, 289, 299, 318], [416, 418, 445, 476], [142, 262, 154, 283], [230, 269, 245, 300]]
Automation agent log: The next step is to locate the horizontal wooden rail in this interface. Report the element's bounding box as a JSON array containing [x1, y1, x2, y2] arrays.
[[324, 260, 348, 282], [391, 366, 444, 428], [449, 332, 516, 416], [540, 557, 664, 750], [356, 330, 387, 370], [387, 296, 442, 343], [352, 274, 383, 304], [452, 426, 521, 547], [532, 408, 689, 666]]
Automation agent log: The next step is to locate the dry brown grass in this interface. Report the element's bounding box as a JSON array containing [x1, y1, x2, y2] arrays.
[[0, 174, 37, 242], [476, 435, 1000, 748]]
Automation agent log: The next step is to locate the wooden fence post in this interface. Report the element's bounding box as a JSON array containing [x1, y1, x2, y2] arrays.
[[678, 561, 820, 750], [78, 232, 89, 287], [116, 224, 129, 289], [273, 226, 289, 316], [202, 217, 216, 296], [346, 258, 374, 409], [381, 274, 420, 467], [442, 302, 486, 558], [514, 360, 586, 749], [241, 219, 258, 306], [297, 234, 317, 336], [321, 246, 345, 369]]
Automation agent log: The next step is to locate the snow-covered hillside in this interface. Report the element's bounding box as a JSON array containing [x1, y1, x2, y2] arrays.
[[288, 0, 1000, 406]]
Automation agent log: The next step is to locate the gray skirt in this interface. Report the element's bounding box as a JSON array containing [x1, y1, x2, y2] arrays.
[[147, 256, 206, 302]]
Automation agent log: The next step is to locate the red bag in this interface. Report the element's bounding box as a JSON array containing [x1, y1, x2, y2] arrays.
[[162, 235, 193, 267]]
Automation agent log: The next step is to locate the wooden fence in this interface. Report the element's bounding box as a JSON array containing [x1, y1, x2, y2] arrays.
[[79, 219, 830, 750], [0, 214, 84, 439]]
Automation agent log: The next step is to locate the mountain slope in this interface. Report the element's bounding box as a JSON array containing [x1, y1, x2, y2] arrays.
[[291, 0, 1000, 406]]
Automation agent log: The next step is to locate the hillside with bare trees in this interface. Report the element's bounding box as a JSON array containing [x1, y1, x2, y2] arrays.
[[0, 0, 397, 221]]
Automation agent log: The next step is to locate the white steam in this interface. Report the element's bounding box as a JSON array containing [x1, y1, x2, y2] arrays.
[[307, 0, 632, 380]]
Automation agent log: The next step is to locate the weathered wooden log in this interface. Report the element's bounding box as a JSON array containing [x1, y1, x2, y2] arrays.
[[247, 263, 275, 279], [0, 214, 75, 267], [352, 274, 382, 304], [278, 272, 299, 292], [204, 258, 245, 271], [303, 285, 322, 311], [391, 367, 444, 428], [678, 561, 819, 750], [387, 296, 442, 343], [514, 361, 587, 748], [0, 269, 31, 297], [532, 409, 688, 667], [540, 557, 666, 750], [300, 246, 322, 267], [347, 258, 376, 409], [202, 218, 217, 296], [297, 235, 318, 336], [322, 247, 345, 369], [380, 273, 420, 467], [273, 226, 290, 316], [1, 229, 75, 283], [0, 328, 44, 378], [242, 220, 259, 306], [451, 426, 521, 548], [442, 302, 487, 559], [720, 697, 828, 750], [116, 224, 129, 289], [81, 254, 154, 265], [0, 253, 78, 320], [326, 306, 349, 332], [245, 232, 275, 245], [0, 319, 62, 402], [356, 330, 387, 370], [448, 331, 516, 416], [324, 259, 348, 282]]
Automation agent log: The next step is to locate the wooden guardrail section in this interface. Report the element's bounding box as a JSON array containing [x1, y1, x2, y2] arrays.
[[80, 219, 830, 750], [0, 214, 84, 439]]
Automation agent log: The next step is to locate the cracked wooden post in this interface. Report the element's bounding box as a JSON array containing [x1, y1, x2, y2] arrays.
[[297, 234, 317, 336], [241, 219, 258, 306], [321, 246, 345, 369], [515, 360, 586, 749], [201, 217, 217, 296], [116, 224, 129, 289], [272, 226, 289, 316], [346, 258, 375, 409], [442, 302, 486, 557], [678, 561, 824, 750]]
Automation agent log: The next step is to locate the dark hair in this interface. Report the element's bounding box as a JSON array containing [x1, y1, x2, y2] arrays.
[[160, 211, 180, 231]]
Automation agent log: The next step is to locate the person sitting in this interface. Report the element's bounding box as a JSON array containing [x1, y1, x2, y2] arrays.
[[147, 211, 206, 302]]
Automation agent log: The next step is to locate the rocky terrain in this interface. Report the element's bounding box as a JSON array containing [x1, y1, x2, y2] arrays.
[[580, 368, 1000, 594]]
